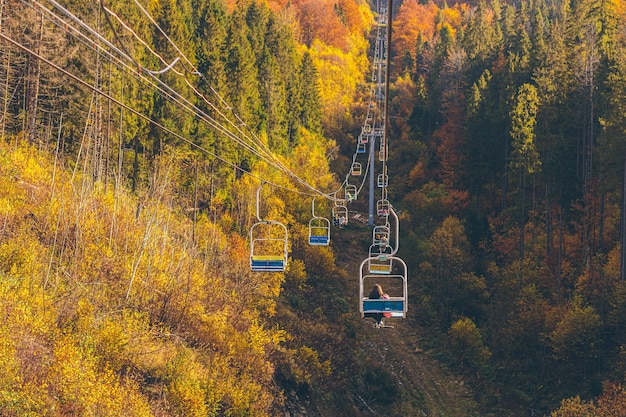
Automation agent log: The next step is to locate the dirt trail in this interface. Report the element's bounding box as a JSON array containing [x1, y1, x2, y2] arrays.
[[339, 216, 480, 416], [358, 318, 479, 416]]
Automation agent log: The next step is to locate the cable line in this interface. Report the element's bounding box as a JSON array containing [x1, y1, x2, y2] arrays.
[[24, 0, 338, 199], [0, 31, 303, 196]]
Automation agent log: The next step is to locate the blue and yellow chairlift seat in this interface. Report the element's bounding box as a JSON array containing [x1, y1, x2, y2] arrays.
[[308, 198, 331, 246], [367, 243, 394, 274], [249, 183, 288, 272], [359, 255, 408, 320]]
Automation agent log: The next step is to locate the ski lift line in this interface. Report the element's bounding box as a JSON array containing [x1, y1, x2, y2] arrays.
[[125, 0, 282, 168], [103, 0, 338, 200], [26, 1, 352, 204], [37, 0, 282, 179], [100, 3, 184, 76], [142, 57, 181, 75], [37, 0, 132, 64], [105, 0, 288, 173], [33, 2, 279, 172], [129, 0, 197, 74], [30, 2, 339, 201], [99, 0, 276, 163], [0, 32, 306, 198]]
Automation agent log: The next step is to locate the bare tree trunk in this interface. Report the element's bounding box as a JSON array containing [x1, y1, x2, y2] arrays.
[[558, 208, 564, 304], [1, 45, 10, 139], [0, 0, 7, 139], [26, 13, 43, 144], [192, 160, 198, 243]]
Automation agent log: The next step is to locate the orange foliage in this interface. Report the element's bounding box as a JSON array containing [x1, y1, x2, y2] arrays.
[[296, 1, 349, 50], [434, 97, 466, 188], [438, 5, 468, 36], [552, 382, 626, 416], [336, 0, 373, 36], [391, 73, 416, 136], [393, 0, 439, 62]]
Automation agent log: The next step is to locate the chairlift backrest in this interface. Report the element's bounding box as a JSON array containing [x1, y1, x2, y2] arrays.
[[345, 184, 357, 202], [309, 198, 331, 246], [332, 203, 348, 228], [377, 199, 390, 217], [379, 143, 387, 161], [359, 255, 408, 319], [377, 173, 388, 188], [249, 183, 289, 272], [373, 225, 390, 246]]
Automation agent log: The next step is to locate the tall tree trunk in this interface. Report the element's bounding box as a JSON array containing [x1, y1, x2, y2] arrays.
[[0, 0, 7, 139], [26, 13, 43, 144], [1, 45, 10, 139]]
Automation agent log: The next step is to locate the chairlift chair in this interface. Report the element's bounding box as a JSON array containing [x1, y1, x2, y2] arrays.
[[367, 243, 394, 274], [372, 225, 390, 246], [360, 255, 408, 320], [332, 200, 348, 228], [345, 184, 358, 202], [308, 198, 331, 246], [377, 173, 388, 188], [249, 183, 289, 272], [377, 199, 390, 217], [351, 162, 362, 176], [250, 221, 288, 272]]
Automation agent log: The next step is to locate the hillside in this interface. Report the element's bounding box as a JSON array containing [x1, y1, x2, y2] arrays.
[[5, 0, 626, 415]]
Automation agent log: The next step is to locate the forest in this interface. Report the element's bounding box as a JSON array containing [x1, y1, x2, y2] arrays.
[[2, 0, 626, 415]]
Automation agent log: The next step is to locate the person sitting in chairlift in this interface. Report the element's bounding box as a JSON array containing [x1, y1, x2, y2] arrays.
[[367, 284, 390, 327]]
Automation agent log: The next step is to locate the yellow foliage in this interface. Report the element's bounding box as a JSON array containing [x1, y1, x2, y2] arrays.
[[551, 396, 596, 416], [290, 128, 336, 190], [52, 335, 153, 416], [0, 135, 287, 417], [307, 37, 367, 128]]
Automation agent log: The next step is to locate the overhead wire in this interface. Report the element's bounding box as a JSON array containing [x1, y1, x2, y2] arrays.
[[22, 0, 331, 198], [22, 0, 281, 170], [119, 0, 340, 200], [18, 0, 383, 205], [0, 31, 301, 195], [25, 0, 331, 197]]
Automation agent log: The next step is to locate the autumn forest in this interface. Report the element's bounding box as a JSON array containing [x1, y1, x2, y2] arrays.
[[2, 0, 626, 415]]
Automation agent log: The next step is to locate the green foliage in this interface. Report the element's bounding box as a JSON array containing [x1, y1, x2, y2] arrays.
[[448, 317, 491, 371], [509, 83, 541, 175], [9, 0, 626, 414]]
